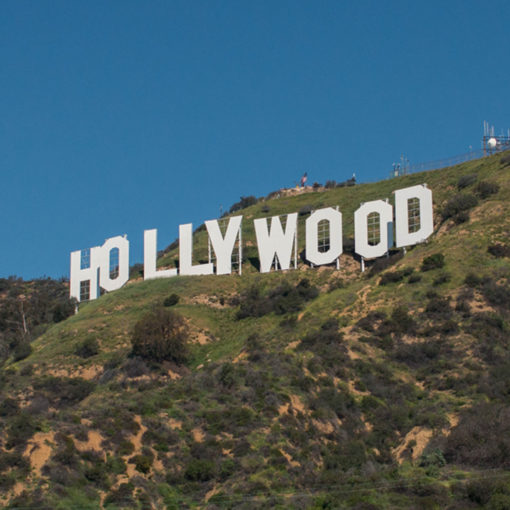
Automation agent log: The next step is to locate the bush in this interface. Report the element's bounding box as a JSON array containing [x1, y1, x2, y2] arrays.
[[184, 458, 215, 481], [104, 482, 135, 508], [464, 272, 483, 288], [419, 448, 446, 468], [6, 412, 38, 449], [163, 293, 180, 307], [453, 210, 470, 224], [488, 244, 510, 258], [0, 397, 19, 417], [130, 308, 189, 364], [442, 193, 478, 221], [131, 453, 153, 474], [75, 336, 99, 358], [482, 280, 510, 309], [236, 279, 318, 319], [445, 403, 510, 468], [325, 180, 337, 189], [13, 342, 32, 361], [129, 262, 144, 279], [368, 250, 404, 275], [421, 253, 445, 271], [501, 152, 510, 166], [390, 306, 416, 335], [379, 267, 413, 285], [475, 180, 500, 199], [229, 196, 257, 214], [457, 174, 477, 189], [52, 298, 76, 322], [421, 253, 444, 272], [298, 205, 313, 216], [408, 273, 422, 284], [424, 295, 452, 319], [433, 271, 451, 286], [33, 376, 95, 407]]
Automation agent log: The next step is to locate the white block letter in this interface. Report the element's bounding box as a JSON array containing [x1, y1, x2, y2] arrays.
[[205, 216, 242, 275], [394, 185, 433, 248], [305, 207, 343, 266], [144, 229, 178, 280], [179, 223, 214, 276], [70, 245, 102, 302], [355, 200, 393, 259], [254, 213, 297, 273], [99, 236, 130, 292]]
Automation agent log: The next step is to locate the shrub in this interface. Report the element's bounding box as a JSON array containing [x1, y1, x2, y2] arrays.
[[298, 205, 313, 216], [379, 267, 413, 285], [130, 308, 189, 364], [481, 279, 510, 309], [6, 412, 38, 449], [325, 180, 337, 189], [464, 272, 483, 287], [13, 342, 32, 362], [433, 271, 451, 286], [421, 253, 445, 271], [163, 293, 180, 307], [236, 279, 318, 319], [104, 483, 135, 508], [442, 193, 478, 220], [33, 377, 95, 407], [475, 180, 500, 199], [424, 295, 452, 319], [129, 262, 144, 279], [218, 363, 236, 388], [488, 244, 510, 258], [337, 177, 356, 187], [184, 458, 215, 481], [501, 152, 510, 166], [369, 250, 404, 274], [457, 174, 477, 189], [408, 273, 422, 284], [419, 448, 446, 468], [0, 397, 19, 417], [52, 298, 76, 322], [390, 306, 416, 335], [356, 311, 386, 332], [121, 357, 149, 378], [131, 453, 153, 474], [75, 336, 99, 358], [229, 196, 257, 214], [453, 210, 470, 224], [445, 403, 510, 468]]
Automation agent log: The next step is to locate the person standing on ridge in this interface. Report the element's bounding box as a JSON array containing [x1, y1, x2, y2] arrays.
[[300, 172, 308, 188]]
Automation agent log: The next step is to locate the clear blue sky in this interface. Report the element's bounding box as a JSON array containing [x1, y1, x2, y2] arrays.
[[1, 0, 509, 279]]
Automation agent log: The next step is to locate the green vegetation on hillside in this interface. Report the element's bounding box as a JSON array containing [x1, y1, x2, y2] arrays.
[[1, 151, 510, 509]]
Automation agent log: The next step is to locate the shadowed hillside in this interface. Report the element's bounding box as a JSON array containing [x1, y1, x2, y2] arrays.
[[2, 151, 510, 509]]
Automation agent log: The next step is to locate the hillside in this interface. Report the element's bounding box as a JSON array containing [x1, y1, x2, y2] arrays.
[[2, 151, 510, 509]]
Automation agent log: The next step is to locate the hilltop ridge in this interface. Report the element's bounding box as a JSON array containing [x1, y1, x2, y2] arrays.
[[2, 151, 510, 509]]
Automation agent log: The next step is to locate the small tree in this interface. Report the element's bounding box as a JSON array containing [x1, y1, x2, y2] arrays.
[[130, 308, 189, 364]]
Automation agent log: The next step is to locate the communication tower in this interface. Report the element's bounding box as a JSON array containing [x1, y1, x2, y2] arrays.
[[483, 121, 510, 155], [390, 154, 410, 178]]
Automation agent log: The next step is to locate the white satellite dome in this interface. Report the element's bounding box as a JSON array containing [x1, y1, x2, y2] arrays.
[[488, 137, 498, 149]]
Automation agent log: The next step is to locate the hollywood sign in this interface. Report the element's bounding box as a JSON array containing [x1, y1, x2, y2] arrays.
[[70, 184, 433, 302]]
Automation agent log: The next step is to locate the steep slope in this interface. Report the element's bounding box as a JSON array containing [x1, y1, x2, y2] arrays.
[[2, 151, 510, 509]]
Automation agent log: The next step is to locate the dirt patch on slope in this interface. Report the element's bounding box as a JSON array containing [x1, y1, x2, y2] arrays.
[[25, 431, 55, 476], [393, 426, 434, 464]]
